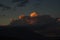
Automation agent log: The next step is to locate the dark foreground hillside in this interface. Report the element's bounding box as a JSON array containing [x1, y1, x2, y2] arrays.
[[0, 26, 46, 40], [0, 23, 60, 40]]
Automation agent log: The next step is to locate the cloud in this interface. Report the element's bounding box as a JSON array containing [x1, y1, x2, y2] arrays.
[[12, 0, 28, 7], [0, 4, 11, 11], [3, 6, 11, 10], [0, 4, 4, 7], [9, 14, 56, 26], [12, 0, 20, 3]]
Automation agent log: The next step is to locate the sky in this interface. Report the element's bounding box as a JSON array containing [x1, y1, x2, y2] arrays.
[[0, 0, 60, 25]]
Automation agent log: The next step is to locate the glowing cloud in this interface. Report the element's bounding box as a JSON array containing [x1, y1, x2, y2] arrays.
[[30, 11, 38, 17], [18, 14, 25, 19]]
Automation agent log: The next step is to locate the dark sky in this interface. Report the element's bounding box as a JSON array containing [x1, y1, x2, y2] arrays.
[[0, 0, 60, 25]]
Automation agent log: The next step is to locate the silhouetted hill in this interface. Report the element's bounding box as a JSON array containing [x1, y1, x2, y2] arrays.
[[0, 22, 60, 40], [0, 26, 47, 40], [0, 21, 60, 40]]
